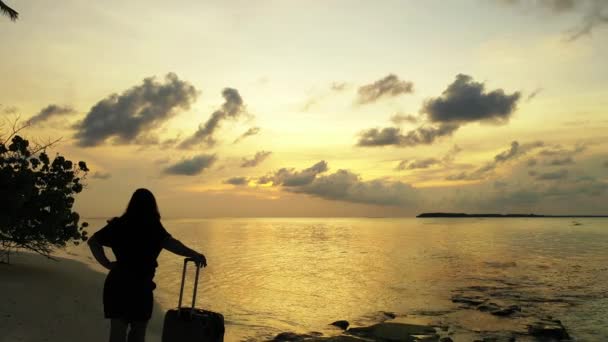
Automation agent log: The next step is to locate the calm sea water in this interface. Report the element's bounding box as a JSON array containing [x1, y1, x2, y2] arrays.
[[86, 218, 608, 341]]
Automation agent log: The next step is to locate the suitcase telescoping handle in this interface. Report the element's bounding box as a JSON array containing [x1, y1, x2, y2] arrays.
[[178, 257, 201, 312]]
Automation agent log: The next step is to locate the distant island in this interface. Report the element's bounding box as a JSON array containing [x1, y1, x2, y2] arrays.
[[417, 213, 608, 218]]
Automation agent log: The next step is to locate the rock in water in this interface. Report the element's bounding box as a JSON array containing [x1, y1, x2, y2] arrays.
[[272, 332, 313, 341], [383, 311, 397, 319], [527, 319, 570, 340], [490, 305, 521, 317], [347, 322, 437, 341], [330, 320, 350, 330]]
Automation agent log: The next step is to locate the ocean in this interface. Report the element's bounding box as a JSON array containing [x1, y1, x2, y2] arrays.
[[86, 217, 608, 341]]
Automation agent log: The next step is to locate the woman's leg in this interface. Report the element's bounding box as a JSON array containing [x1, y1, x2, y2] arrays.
[[127, 320, 148, 342], [109, 319, 128, 342]]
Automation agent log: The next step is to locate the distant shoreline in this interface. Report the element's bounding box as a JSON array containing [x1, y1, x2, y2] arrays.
[[417, 212, 608, 218]]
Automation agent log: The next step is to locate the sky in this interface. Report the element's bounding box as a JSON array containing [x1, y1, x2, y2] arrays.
[[1, 0, 607, 217]]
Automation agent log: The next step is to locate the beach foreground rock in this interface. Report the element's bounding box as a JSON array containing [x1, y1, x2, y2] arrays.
[[272, 322, 440, 342], [346, 322, 438, 341]]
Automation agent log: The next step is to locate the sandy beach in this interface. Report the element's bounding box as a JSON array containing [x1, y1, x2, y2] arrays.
[[0, 250, 165, 342]]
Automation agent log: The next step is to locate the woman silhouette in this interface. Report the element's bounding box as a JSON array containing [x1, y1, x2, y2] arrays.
[[88, 188, 206, 342]]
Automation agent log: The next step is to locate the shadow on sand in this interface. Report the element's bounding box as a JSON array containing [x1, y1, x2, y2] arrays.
[[0, 251, 165, 342]]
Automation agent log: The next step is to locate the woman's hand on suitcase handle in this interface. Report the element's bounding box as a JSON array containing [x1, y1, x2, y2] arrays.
[[192, 253, 207, 268]]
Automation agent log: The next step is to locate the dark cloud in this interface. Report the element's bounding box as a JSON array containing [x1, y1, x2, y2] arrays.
[[356, 74, 520, 148], [28, 105, 75, 125], [396, 158, 441, 170], [224, 177, 249, 186], [527, 158, 538, 167], [390, 113, 419, 125], [91, 171, 111, 180], [356, 74, 414, 104], [447, 140, 544, 181], [259, 160, 328, 186], [423, 74, 521, 124], [179, 88, 246, 149], [74, 73, 198, 147], [241, 151, 272, 168], [548, 157, 575, 166], [604, 161, 608, 168], [536, 169, 569, 180], [233, 127, 261, 144], [163, 154, 217, 176], [357, 124, 459, 147]]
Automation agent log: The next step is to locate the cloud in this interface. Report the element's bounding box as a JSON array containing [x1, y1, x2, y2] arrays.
[[258, 160, 328, 186], [224, 177, 249, 186], [390, 113, 419, 125], [73, 73, 198, 147], [494, 141, 545, 163], [395, 144, 462, 172], [302, 82, 350, 111], [604, 161, 608, 168], [91, 171, 112, 180], [548, 157, 575, 166], [357, 124, 459, 147], [538, 144, 586, 157], [498, 0, 575, 12], [293, 170, 418, 206], [356, 74, 414, 104], [257, 161, 418, 206], [447, 140, 544, 181], [527, 158, 538, 167], [442, 144, 463, 163], [28, 105, 75, 125], [396, 158, 441, 170], [163, 154, 217, 175], [494, 180, 509, 188], [331, 82, 348, 91], [1, 105, 19, 114], [526, 88, 543, 102], [497, 0, 608, 41], [233, 127, 261, 144], [179, 88, 246, 149], [423, 74, 521, 124], [241, 151, 272, 168], [535, 169, 569, 180]]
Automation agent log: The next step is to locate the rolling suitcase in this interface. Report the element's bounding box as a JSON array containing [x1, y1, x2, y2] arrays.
[[162, 258, 225, 342]]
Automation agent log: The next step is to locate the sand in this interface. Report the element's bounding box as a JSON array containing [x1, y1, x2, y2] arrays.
[[0, 250, 165, 342]]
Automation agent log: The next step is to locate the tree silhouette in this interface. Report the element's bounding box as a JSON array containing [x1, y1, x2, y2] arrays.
[[0, 122, 89, 263], [0, 0, 18, 21]]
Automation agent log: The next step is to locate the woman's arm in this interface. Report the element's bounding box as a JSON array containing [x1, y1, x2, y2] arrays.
[[87, 236, 114, 270], [162, 237, 207, 267]]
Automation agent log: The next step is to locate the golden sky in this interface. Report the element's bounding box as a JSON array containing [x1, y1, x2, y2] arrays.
[[1, 0, 607, 217]]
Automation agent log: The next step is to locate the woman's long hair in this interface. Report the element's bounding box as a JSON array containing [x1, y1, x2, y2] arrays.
[[122, 188, 161, 222]]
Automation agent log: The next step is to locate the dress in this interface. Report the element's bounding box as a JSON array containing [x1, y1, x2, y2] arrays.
[[92, 216, 171, 322]]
